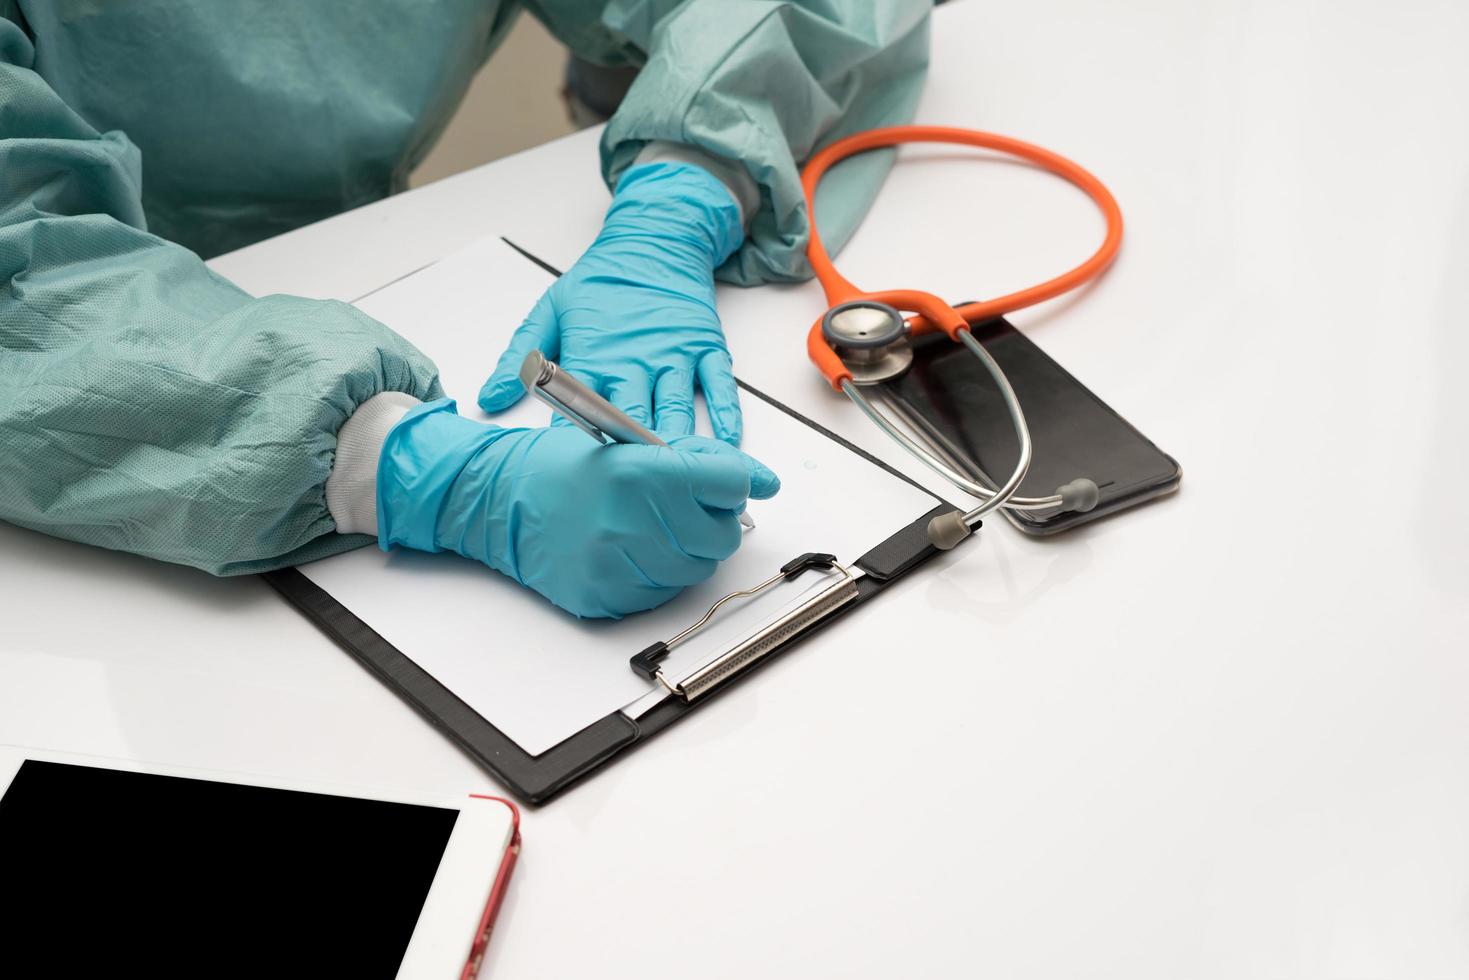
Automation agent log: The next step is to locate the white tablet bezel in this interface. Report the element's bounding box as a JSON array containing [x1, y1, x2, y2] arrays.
[[0, 746, 516, 979]]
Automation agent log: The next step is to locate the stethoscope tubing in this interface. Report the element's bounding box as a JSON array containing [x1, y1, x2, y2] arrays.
[[801, 125, 1124, 527]]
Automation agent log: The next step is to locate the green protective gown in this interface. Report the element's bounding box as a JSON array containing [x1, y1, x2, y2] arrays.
[[0, 0, 930, 575]]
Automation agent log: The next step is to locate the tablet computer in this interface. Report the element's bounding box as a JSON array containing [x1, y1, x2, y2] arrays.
[[0, 746, 519, 979]]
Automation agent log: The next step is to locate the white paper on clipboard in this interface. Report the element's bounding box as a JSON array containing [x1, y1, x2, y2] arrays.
[[296, 237, 938, 757]]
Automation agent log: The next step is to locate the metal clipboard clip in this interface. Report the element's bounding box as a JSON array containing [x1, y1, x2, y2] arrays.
[[627, 553, 860, 704]]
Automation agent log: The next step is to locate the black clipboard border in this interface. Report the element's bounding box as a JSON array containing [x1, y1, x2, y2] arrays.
[[263, 240, 963, 804]]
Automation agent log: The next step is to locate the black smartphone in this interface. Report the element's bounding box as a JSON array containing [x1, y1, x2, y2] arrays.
[[880, 316, 1180, 535]]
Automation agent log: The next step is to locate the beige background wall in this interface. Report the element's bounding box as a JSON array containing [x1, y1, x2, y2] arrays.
[[410, 14, 579, 188]]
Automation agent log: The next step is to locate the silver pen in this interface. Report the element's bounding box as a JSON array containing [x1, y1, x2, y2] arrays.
[[520, 350, 755, 529]]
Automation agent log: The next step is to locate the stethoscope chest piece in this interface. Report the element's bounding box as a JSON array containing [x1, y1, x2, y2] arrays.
[[821, 300, 912, 384]]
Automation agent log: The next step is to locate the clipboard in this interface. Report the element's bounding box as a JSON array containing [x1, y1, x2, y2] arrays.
[[264, 240, 969, 804]]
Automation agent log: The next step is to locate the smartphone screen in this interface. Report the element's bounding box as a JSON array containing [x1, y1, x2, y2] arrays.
[[881, 317, 1180, 534], [0, 760, 459, 977]]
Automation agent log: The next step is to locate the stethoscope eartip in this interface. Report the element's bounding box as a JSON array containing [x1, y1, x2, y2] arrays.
[[1057, 478, 1101, 513], [927, 510, 973, 551]]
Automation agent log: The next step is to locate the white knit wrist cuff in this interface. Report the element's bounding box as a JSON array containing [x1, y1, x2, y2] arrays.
[[326, 391, 422, 536], [636, 141, 758, 227]]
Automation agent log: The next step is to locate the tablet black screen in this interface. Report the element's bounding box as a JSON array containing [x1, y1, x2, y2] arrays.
[[0, 759, 459, 978]]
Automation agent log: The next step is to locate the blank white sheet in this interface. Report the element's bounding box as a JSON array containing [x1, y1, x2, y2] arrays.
[[298, 237, 938, 756]]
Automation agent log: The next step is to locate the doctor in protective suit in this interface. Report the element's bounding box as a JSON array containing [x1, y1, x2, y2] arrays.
[[0, 1, 930, 618]]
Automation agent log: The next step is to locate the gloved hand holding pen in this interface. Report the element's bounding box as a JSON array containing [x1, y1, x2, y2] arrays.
[[0, 2, 928, 581], [374, 399, 780, 619], [479, 160, 747, 445]]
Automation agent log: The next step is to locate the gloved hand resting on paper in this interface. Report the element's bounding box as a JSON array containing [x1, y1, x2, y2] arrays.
[[478, 160, 747, 445], [376, 399, 780, 619]]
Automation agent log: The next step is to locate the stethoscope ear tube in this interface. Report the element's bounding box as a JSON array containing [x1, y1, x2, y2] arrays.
[[843, 368, 1099, 550]]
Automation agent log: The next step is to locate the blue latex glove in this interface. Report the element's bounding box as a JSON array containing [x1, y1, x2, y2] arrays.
[[377, 399, 780, 619], [479, 160, 746, 445]]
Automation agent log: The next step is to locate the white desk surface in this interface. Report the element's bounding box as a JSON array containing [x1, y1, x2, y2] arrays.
[[4, 2, 1468, 976]]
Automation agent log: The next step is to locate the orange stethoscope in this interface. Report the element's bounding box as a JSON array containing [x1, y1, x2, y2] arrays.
[[801, 126, 1124, 549]]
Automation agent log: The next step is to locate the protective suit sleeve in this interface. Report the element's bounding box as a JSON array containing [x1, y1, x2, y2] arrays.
[[0, 19, 442, 575], [523, 0, 931, 285]]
